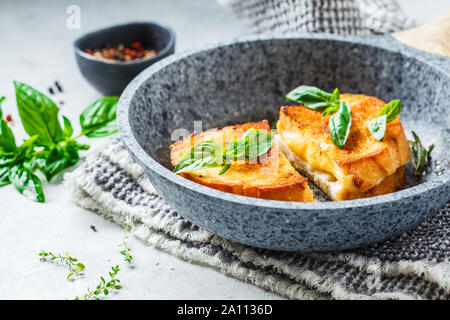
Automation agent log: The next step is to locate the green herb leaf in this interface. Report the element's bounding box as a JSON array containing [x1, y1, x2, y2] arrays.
[[409, 131, 434, 176], [223, 128, 273, 161], [36, 139, 87, 181], [0, 166, 10, 187], [173, 141, 223, 174], [80, 96, 119, 138], [329, 102, 352, 149], [14, 81, 63, 146], [40, 250, 85, 281], [322, 105, 339, 117], [62, 116, 73, 138], [0, 96, 4, 118], [173, 129, 274, 176], [368, 114, 387, 141], [8, 164, 45, 202], [0, 154, 16, 167], [0, 97, 17, 153], [368, 100, 402, 141], [379, 99, 402, 123], [75, 263, 85, 273], [286, 85, 339, 111], [75, 264, 121, 300], [218, 163, 231, 175]]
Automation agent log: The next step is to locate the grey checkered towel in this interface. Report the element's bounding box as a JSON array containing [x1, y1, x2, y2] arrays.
[[220, 0, 416, 35], [64, 1, 450, 299], [65, 137, 450, 300]]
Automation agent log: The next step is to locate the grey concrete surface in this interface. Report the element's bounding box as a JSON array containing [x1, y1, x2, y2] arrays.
[[0, 0, 448, 300]]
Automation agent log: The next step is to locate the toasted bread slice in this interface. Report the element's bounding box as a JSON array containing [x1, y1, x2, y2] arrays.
[[277, 94, 411, 201], [277, 135, 406, 200], [170, 120, 315, 202]]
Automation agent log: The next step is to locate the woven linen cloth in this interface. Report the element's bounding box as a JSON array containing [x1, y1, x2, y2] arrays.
[[64, 137, 450, 300], [220, 0, 416, 35]]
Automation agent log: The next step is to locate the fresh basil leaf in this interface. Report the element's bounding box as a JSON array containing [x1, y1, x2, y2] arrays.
[[62, 116, 73, 138], [0, 166, 10, 187], [35, 148, 67, 181], [0, 97, 16, 153], [83, 120, 118, 138], [173, 141, 223, 174], [368, 114, 387, 141], [379, 99, 402, 123], [8, 164, 45, 202], [0, 96, 4, 118], [224, 129, 273, 161], [0, 154, 16, 166], [15, 135, 39, 164], [14, 81, 63, 146], [329, 102, 352, 149], [331, 88, 340, 103], [0, 121, 16, 153], [322, 105, 339, 117], [80, 96, 119, 138], [286, 85, 338, 111], [36, 139, 85, 181], [218, 163, 231, 175]]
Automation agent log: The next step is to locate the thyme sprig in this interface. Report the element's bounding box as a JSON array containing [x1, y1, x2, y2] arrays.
[[119, 225, 133, 263], [39, 250, 85, 280], [75, 265, 122, 300], [408, 131, 434, 176]]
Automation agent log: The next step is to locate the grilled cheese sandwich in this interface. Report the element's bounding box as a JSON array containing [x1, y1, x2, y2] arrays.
[[170, 120, 315, 202], [277, 94, 411, 201]]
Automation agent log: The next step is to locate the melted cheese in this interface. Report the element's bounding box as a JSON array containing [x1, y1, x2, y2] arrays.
[[277, 121, 358, 195]]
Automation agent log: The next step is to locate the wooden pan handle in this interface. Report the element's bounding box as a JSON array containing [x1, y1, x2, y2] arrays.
[[392, 10, 450, 57]]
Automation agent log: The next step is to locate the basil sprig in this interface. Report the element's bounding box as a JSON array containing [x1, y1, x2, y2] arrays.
[[0, 82, 119, 202], [286, 85, 351, 149], [286, 85, 341, 114], [173, 128, 273, 176], [173, 141, 224, 174], [368, 99, 402, 141], [408, 131, 434, 176]]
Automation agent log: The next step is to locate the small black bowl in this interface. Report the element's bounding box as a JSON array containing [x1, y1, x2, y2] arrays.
[[74, 22, 175, 96]]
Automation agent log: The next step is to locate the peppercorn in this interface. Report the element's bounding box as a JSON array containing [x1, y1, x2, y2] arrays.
[[131, 41, 142, 50], [55, 81, 63, 93], [85, 42, 157, 62]]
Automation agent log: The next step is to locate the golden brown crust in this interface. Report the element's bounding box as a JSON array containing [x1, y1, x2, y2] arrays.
[[170, 120, 315, 202], [278, 94, 411, 193], [346, 167, 406, 200]]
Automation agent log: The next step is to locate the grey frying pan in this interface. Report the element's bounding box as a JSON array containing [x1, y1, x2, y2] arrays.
[[117, 12, 450, 251]]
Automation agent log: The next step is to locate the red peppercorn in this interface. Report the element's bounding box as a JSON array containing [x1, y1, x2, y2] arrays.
[[129, 49, 137, 58], [5, 114, 12, 122], [131, 41, 142, 50], [86, 49, 93, 55]]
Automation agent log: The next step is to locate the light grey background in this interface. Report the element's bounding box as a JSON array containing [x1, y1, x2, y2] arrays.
[[0, 0, 448, 300]]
